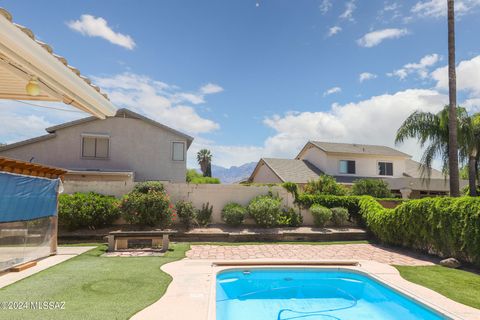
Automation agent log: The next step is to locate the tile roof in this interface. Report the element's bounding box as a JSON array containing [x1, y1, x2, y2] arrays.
[[308, 141, 411, 157], [261, 158, 323, 183]]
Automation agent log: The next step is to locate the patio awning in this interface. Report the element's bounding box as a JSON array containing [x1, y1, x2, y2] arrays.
[[0, 8, 116, 119]]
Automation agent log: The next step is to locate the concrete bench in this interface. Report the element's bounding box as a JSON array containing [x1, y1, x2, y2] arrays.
[[107, 230, 177, 252]]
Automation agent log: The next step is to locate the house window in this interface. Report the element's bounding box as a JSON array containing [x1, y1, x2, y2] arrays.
[[378, 162, 393, 176], [339, 160, 355, 174], [82, 135, 109, 159], [172, 142, 185, 161]]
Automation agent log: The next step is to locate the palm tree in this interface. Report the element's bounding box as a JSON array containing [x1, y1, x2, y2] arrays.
[[396, 106, 480, 196], [197, 149, 212, 177], [447, 0, 460, 196], [459, 114, 480, 196]]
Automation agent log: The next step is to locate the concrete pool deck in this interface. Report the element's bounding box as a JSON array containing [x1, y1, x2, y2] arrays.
[[131, 244, 480, 320], [132, 258, 480, 320]]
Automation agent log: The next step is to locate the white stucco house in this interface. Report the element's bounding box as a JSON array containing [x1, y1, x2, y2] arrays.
[[249, 141, 467, 198], [0, 108, 193, 184]]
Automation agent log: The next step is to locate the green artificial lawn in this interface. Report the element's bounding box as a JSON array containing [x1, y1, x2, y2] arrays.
[[0, 243, 189, 320], [395, 265, 480, 310]]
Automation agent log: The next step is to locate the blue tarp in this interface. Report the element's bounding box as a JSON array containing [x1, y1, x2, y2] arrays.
[[0, 172, 60, 223]]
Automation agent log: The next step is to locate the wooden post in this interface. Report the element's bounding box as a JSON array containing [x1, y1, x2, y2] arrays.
[[50, 215, 58, 255]]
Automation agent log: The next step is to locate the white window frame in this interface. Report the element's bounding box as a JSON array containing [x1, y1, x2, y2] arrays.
[[81, 133, 110, 160], [338, 160, 356, 175], [172, 141, 185, 161], [377, 161, 394, 176]]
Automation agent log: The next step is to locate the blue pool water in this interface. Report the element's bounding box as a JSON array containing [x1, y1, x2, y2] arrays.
[[216, 269, 447, 320]]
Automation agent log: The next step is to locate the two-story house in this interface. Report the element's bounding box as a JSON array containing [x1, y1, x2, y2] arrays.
[[249, 141, 466, 198], [0, 108, 193, 183]]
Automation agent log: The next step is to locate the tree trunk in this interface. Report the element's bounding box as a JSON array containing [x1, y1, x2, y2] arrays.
[[447, 0, 460, 197], [468, 155, 477, 196]]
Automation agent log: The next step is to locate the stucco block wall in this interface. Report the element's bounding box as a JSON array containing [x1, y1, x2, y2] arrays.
[[0, 116, 188, 182], [164, 183, 300, 224], [63, 176, 135, 198]]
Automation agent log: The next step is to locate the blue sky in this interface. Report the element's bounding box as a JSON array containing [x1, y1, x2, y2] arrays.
[[2, 0, 480, 168]]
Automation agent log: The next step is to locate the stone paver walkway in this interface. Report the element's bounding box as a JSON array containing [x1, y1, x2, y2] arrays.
[[186, 244, 437, 266]]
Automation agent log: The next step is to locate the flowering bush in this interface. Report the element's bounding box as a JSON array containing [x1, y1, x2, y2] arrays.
[[120, 189, 174, 228]]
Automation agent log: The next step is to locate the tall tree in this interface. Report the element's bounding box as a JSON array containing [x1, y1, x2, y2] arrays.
[[447, 0, 460, 196], [396, 106, 480, 195], [196, 149, 212, 177], [459, 114, 480, 196]]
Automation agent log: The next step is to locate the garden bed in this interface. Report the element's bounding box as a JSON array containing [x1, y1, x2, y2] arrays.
[[59, 225, 368, 243]]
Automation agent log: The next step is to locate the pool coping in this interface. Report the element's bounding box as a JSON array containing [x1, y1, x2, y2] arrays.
[[131, 259, 480, 320]]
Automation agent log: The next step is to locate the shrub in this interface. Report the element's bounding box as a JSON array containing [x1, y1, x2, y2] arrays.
[[310, 204, 332, 227], [120, 190, 174, 228], [359, 196, 480, 267], [247, 195, 282, 228], [277, 208, 303, 227], [304, 175, 347, 196], [221, 203, 246, 227], [296, 194, 362, 223], [282, 182, 299, 198], [196, 202, 213, 226], [330, 207, 349, 226], [59, 192, 120, 231], [351, 179, 393, 198], [133, 181, 165, 194], [186, 169, 220, 184], [175, 200, 196, 229]]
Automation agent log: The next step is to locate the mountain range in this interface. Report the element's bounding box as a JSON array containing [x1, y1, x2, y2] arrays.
[[193, 162, 257, 184]]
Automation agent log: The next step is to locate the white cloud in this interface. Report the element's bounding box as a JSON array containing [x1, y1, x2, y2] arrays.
[[319, 0, 332, 14], [340, 0, 356, 21], [193, 89, 450, 168], [261, 89, 447, 161], [323, 87, 342, 96], [464, 98, 480, 113], [67, 14, 136, 50], [412, 0, 480, 18], [0, 101, 85, 144], [92, 72, 220, 134], [0, 113, 51, 144], [200, 83, 224, 95], [327, 26, 342, 37], [388, 53, 440, 80], [431, 55, 480, 97], [359, 72, 377, 82], [384, 2, 401, 12], [357, 28, 408, 47]]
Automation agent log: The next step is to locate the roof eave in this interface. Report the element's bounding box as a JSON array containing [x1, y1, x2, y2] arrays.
[[0, 10, 116, 119]]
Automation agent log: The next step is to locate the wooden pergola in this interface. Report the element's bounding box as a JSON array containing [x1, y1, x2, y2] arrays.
[[0, 156, 66, 179]]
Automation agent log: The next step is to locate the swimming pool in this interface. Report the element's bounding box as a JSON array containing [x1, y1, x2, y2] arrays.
[[216, 268, 447, 320]]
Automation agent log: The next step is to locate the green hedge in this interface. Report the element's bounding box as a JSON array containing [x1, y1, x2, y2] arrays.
[[59, 192, 120, 230], [359, 196, 480, 266]]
